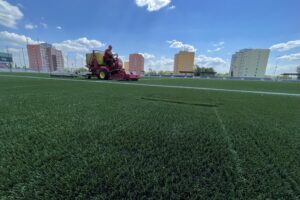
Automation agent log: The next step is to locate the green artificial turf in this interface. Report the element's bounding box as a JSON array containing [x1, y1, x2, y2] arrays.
[[139, 77, 300, 94], [0, 72, 51, 78], [0, 74, 299, 199]]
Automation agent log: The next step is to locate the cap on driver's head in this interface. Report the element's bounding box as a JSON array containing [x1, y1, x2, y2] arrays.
[[108, 45, 112, 49]]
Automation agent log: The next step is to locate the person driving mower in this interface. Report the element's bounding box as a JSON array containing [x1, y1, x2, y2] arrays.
[[104, 45, 114, 67]]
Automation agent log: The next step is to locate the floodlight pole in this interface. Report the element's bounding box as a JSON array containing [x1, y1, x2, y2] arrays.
[[274, 58, 279, 80], [6, 46, 12, 73], [18, 51, 22, 69], [22, 48, 26, 71], [274, 60, 278, 74], [66, 54, 69, 68]]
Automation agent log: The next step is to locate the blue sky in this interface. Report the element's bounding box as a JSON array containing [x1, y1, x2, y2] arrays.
[[0, 0, 300, 74]]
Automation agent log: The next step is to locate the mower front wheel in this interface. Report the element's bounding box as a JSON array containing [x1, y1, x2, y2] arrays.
[[98, 70, 110, 80]]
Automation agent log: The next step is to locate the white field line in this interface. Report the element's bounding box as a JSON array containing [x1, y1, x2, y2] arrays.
[[0, 74, 300, 97], [139, 79, 157, 81], [0, 85, 38, 90], [140, 78, 172, 81]]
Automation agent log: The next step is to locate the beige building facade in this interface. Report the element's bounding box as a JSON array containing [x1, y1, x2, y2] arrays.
[[124, 61, 129, 72], [173, 51, 195, 75], [230, 49, 270, 77]]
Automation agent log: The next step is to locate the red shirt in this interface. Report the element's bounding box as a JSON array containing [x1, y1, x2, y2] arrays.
[[104, 49, 113, 60]]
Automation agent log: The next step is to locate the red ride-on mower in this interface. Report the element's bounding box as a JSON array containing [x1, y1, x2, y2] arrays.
[[86, 50, 139, 81]]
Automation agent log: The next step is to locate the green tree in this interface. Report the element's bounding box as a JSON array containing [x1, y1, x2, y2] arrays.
[[158, 70, 172, 75], [194, 65, 216, 76], [146, 68, 158, 76]]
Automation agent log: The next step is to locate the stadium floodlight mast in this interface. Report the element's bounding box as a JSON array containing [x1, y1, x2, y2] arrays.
[[6, 46, 12, 73], [66, 54, 69, 68], [18, 50, 22, 68], [22, 48, 27, 71], [274, 56, 280, 77]]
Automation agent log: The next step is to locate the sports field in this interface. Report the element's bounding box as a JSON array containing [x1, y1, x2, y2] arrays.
[[0, 73, 299, 199]]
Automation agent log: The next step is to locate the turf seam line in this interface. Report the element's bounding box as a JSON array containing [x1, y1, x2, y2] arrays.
[[140, 97, 217, 107], [213, 107, 246, 195], [1, 74, 300, 97]]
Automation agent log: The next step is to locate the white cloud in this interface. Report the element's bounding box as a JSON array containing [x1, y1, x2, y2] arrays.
[[195, 54, 228, 73], [135, 0, 171, 12], [167, 40, 197, 52], [215, 47, 223, 51], [118, 55, 126, 62], [213, 41, 225, 47], [270, 40, 300, 51], [17, 3, 23, 8], [139, 52, 155, 59], [0, 31, 40, 46], [146, 56, 173, 71], [208, 41, 225, 53], [40, 22, 47, 29], [0, 0, 23, 28], [56, 26, 62, 30], [168, 5, 175, 10], [53, 37, 105, 53], [276, 53, 300, 61], [140, 52, 173, 71], [142, 52, 228, 72], [0, 32, 40, 67], [266, 64, 298, 75], [0, 32, 105, 69], [25, 23, 37, 30], [207, 47, 224, 53]]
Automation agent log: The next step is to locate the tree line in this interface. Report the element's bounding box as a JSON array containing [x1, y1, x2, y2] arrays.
[[145, 65, 217, 76]]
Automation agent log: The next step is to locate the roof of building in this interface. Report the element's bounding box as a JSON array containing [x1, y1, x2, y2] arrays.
[[0, 52, 12, 57]]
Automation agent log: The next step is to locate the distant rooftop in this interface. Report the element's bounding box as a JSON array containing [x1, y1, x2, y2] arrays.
[[0, 52, 12, 57], [27, 42, 52, 48], [238, 48, 270, 52]]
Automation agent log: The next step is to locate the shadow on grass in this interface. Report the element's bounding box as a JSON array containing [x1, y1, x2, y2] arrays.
[[141, 97, 217, 107]]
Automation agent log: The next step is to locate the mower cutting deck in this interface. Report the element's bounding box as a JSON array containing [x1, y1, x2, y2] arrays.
[[86, 50, 139, 81]]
